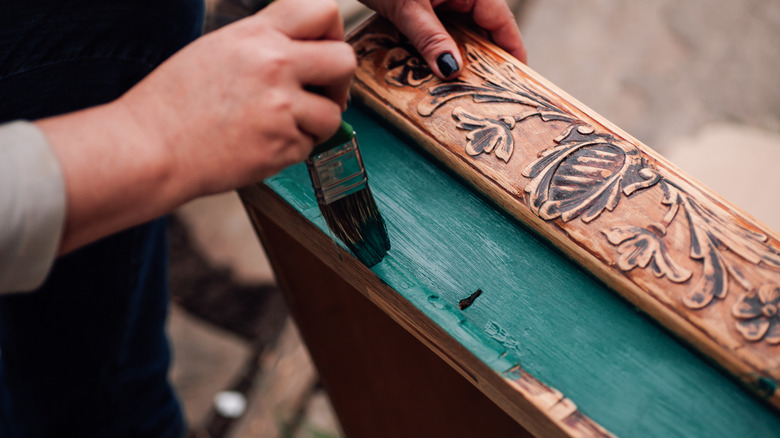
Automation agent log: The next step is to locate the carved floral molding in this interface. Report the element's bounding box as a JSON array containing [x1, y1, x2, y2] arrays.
[[353, 30, 780, 347]]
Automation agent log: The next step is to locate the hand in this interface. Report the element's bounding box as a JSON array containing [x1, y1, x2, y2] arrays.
[[360, 0, 526, 78], [37, 0, 357, 254], [121, 0, 357, 196]]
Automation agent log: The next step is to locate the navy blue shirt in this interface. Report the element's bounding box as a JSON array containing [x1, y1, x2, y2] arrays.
[[0, 2, 205, 437], [0, 0, 204, 121]]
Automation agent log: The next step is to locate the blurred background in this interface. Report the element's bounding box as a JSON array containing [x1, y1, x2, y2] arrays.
[[170, 1, 780, 437]]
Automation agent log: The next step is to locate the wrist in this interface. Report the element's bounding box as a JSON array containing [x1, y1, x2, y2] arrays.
[[35, 99, 185, 253], [113, 90, 195, 207]]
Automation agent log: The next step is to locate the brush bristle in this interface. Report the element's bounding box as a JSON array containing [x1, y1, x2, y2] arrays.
[[319, 186, 390, 266]]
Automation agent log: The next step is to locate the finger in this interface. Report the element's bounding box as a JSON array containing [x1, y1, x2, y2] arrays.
[[260, 0, 344, 41], [389, 0, 463, 79], [471, 0, 527, 63], [291, 41, 356, 110], [292, 90, 343, 145]]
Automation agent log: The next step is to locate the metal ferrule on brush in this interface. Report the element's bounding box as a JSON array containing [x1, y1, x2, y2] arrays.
[[305, 120, 390, 266], [306, 135, 368, 205]]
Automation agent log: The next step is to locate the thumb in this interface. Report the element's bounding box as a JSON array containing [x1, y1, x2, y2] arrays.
[[389, 1, 463, 79]]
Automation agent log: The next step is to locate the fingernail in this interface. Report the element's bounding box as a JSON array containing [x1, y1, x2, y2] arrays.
[[436, 52, 459, 77]]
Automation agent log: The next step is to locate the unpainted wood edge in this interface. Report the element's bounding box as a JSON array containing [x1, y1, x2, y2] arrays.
[[237, 184, 613, 438]]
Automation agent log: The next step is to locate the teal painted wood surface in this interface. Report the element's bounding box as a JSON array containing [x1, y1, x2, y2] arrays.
[[264, 106, 780, 437]]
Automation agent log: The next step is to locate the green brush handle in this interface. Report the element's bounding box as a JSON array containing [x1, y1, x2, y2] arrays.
[[310, 120, 355, 156]]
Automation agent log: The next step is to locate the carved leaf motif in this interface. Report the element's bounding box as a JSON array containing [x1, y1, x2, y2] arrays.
[[523, 133, 660, 223], [683, 242, 729, 309], [452, 107, 515, 161], [352, 32, 432, 87], [464, 49, 561, 114], [686, 197, 780, 270], [660, 182, 780, 309], [352, 33, 398, 57], [417, 45, 575, 122], [419, 83, 509, 117], [603, 226, 692, 283], [384, 47, 433, 87]]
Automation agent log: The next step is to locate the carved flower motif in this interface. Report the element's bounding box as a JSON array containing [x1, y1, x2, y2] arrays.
[[384, 47, 433, 87], [452, 107, 515, 161], [732, 283, 780, 344], [522, 126, 660, 223], [603, 225, 692, 283]]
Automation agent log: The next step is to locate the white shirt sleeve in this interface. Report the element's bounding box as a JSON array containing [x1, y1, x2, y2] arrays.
[[0, 121, 66, 293]]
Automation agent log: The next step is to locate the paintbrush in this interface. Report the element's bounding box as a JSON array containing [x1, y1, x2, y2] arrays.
[[305, 120, 390, 266]]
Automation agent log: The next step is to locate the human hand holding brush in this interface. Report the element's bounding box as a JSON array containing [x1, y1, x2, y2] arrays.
[[4, 0, 526, 289], [34, 0, 355, 256], [33, 0, 525, 257], [304, 0, 526, 266]]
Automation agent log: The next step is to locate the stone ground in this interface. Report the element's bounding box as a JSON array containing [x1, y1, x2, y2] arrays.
[[168, 1, 780, 437]]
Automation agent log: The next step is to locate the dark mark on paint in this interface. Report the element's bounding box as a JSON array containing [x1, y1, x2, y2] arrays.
[[458, 289, 483, 310]]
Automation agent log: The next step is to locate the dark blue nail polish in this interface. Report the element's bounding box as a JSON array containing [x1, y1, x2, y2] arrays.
[[436, 52, 459, 77]]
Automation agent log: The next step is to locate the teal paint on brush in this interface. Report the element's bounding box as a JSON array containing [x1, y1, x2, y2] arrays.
[[305, 120, 390, 266], [266, 106, 780, 437]]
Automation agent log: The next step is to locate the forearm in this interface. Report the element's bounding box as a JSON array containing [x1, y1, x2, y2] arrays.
[[36, 101, 186, 255], [25, 0, 353, 257]]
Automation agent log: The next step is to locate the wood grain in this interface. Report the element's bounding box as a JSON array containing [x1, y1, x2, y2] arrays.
[[348, 15, 780, 409]]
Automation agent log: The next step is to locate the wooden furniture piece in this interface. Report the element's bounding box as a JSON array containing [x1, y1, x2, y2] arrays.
[[239, 15, 780, 437]]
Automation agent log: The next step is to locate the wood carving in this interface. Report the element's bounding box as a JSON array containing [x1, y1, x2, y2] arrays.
[[349, 16, 780, 407]]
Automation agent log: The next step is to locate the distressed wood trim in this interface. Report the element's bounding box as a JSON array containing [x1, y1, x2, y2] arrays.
[[239, 183, 613, 437], [347, 15, 780, 408], [246, 202, 535, 437]]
